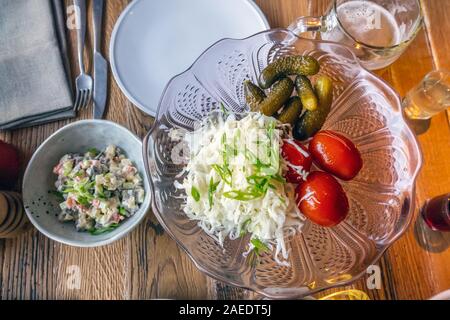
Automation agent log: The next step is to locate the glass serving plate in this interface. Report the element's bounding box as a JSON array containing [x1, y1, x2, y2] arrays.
[[143, 29, 422, 299]]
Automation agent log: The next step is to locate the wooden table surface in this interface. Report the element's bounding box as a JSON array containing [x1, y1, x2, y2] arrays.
[[1, 0, 449, 300]]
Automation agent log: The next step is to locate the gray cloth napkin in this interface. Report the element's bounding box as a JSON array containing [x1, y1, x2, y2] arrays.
[[0, 0, 74, 130]]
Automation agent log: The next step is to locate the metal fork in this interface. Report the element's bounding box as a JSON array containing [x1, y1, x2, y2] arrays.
[[73, 0, 93, 112]]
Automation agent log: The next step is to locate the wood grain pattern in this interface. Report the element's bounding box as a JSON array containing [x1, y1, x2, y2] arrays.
[[0, 0, 449, 300], [421, 0, 450, 121], [371, 25, 449, 300]]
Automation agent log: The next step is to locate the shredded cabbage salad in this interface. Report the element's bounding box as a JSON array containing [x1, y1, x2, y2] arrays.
[[176, 112, 303, 265]]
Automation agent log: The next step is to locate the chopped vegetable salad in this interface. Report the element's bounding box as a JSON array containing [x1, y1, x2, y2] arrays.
[[53, 145, 145, 234]]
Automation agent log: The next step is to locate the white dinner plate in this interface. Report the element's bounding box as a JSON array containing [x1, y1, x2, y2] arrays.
[[110, 0, 269, 116]]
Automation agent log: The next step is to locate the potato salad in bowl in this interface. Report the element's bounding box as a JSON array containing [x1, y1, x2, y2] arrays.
[[53, 145, 145, 234]]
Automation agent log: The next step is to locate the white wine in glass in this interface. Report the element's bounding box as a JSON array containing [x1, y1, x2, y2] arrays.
[[403, 70, 450, 120]]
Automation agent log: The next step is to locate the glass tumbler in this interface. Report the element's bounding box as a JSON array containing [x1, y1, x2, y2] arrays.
[[421, 193, 450, 232], [288, 0, 423, 70], [402, 70, 450, 120]]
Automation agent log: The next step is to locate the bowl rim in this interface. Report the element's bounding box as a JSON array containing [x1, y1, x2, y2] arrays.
[[142, 29, 423, 298], [23, 119, 151, 248]]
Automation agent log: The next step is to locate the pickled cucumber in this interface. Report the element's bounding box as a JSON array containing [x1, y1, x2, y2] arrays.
[[277, 96, 303, 124], [295, 75, 318, 111], [259, 55, 320, 89], [259, 77, 294, 116], [293, 75, 333, 140], [244, 80, 266, 111]]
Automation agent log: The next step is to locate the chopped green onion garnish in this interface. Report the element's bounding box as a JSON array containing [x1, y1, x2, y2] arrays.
[[223, 189, 262, 201], [89, 223, 119, 235], [118, 207, 127, 216], [220, 102, 228, 115], [208, 177, 220, 208], [240, 218, 251, 237], [271, 173, 286, 183], [87, 148, 100, 156], [251, 238, 269, 254], [49, 190, 64, 201], [191, 186, 200, 202], [77, 196, 91, 207], [221, 133, 228, 166], [211, 164, 232, 185]]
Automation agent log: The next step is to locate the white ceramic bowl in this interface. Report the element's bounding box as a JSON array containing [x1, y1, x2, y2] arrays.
[[23, 120, 151, 247]]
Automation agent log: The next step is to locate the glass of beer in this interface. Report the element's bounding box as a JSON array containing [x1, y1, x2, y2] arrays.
[[288, 0, 423, 70]]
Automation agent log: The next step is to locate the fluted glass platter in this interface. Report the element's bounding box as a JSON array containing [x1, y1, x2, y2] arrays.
[[110, 0, 269, 116], [143, 29, 422, 299]]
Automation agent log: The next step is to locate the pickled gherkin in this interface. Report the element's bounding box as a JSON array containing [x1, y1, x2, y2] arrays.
[[244, 80, 266, 111], [258, 77, 294, 116], [293, 75, 333, 140], [278, 96, 303, 124], [259, 55, 320, 89], [295, 75, 318, 111]]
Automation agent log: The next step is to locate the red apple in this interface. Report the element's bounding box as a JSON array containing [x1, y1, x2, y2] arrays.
[[0, 140, 20, 189]]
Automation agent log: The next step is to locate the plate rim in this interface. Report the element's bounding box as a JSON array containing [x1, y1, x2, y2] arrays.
[[109, 0, 270, 117]]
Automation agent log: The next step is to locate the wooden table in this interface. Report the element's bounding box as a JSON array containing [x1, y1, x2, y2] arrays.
[[1, 0, 449, 300]]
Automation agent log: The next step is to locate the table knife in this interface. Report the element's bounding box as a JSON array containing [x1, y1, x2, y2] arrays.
[[93, 0, 107, 119]]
